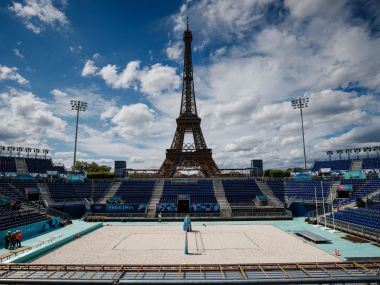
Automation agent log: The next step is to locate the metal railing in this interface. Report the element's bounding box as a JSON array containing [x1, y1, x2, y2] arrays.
[[0, 235, 62, 263], [324, 217, 380, 243]]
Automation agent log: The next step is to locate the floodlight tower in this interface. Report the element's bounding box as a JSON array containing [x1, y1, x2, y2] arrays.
[[345, 148, 352, 159], [291, 97, 309, 170], [353, 147, 361, 159], [336, 149, 344, 160], [373, 146, 380, 157], [363, 146, 371, 158], [70, 100, 87, 170], [326, 151, 333, 161]]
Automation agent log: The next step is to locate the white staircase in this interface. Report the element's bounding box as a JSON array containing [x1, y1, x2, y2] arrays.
[[99, 181, 121, 204], [212, 179, 231, 218], [326, 181, 339, 203], [341, 188, 380, 210], [146, 180, 164, 218], [15, 157, 28, 174], [255, 180, 284, 207], [351, 159, 362, 171], [38, 182, 53, 204]]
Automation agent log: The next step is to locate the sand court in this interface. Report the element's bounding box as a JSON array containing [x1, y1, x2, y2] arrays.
[[32, 224, 340, 264]]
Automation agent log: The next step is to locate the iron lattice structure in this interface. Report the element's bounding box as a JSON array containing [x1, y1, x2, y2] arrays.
[[0, 262, 379, 284], [159, 24, 220, 177]]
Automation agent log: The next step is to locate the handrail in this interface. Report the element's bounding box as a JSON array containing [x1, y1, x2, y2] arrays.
[[0, 234, 62, 263], [46, 207, 71, 220]]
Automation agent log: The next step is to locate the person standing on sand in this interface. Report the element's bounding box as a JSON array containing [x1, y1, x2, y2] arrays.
[[10, 232, 16, 250], [158, 212, 162, 223], [16, 230, 22, 248], [4, 231, 10, 249]]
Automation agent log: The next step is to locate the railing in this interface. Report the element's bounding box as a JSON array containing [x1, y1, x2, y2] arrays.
[[231, 210, 291, 218], [324, 217, 380, 242], [0, 235, 62, 263], [46, 206, 71, 220], [86, 213, 146, 218]]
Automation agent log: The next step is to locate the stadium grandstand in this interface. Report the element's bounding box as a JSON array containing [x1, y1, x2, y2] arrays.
[[0, 145, 380, 283], [0, 20, 379, 284]]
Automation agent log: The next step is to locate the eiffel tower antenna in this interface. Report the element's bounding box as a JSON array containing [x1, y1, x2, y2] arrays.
[[159, 24, 220, 177]]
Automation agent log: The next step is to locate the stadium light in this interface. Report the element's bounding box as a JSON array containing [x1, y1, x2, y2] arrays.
[[363, 147, 371, 158], [345, 149, 352, 159], [7, 146, 15, 157], [34, 148, 40, 159], [25, 147, 32, 158], [326, 151, 333, 161], [336, 149, 344, 160], [373, 146, 380, 157], [291, 97, 309, 170], [353, 147, 361, 159], [70, 100, 87, 170], [42, 149, 49, 159], [16, 147, 24, 157]]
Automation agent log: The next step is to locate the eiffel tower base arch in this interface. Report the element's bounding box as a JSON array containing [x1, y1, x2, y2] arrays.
[[159, 149, 220, 177]]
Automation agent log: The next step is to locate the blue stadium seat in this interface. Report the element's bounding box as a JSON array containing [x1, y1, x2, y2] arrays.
[[362, 157, 380, 170], [222, 179, 262, 206], [160, 180, 216, 204], [312, 159, 351, 171], [285, 181, 331, 201], [0, 157, 17, 173], [114, 180, 155, 204]]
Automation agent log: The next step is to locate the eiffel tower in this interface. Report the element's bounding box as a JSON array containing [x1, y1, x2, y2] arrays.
[[159, 22, 220, 177]]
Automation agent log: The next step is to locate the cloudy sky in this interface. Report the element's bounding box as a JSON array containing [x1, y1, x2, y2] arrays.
[[0, 0, 379, 170]]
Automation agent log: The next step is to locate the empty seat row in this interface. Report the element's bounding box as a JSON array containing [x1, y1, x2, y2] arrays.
[[160, 180, 217, 204], [115, 180, 155, 204], [222, 179, 262, 205]]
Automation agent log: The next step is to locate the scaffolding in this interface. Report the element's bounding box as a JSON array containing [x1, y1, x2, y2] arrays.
[[0, 262, 379, 284]]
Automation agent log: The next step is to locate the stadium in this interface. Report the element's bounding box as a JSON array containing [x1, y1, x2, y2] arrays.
[[1, 1, 380, 284]]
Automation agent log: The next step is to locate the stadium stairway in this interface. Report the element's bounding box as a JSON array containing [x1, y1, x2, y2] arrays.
[[98, 181, 121, 204], [340, 187, 380, 210], [146, 180, 164, 218], [14, 157, 28, 174], [326, 181, 339, 203], [351, 159, 362, 171], [37, 182, 53, 204], [256, 180, 284, 207], [212, 179, 231, 218]]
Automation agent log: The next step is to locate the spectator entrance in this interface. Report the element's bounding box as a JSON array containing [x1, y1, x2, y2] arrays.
[[177, 194, 190, 213]]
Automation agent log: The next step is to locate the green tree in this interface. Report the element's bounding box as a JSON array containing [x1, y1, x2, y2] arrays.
[[264, 169, 291, 177], [74, 161, 111, 173]]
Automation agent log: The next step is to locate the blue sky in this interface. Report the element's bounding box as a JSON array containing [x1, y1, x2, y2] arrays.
[[0, 0, 379, 170]]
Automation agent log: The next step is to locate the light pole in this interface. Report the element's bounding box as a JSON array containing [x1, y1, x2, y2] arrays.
[[336, 149, 344, 160], [70, 100, 87, 170], [326, 151, 333, 161], [291, 97, 309, 171], [345, 149, 352, 160]]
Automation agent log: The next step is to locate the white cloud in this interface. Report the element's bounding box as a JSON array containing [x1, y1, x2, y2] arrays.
[[98, 61, 140, 89], [162, 0, 380, 168], [13, 48, 25, 59], [81, 60, 98, 77], [9, 0, 68, 34], [139, 64, 181, 98], [110, 103, 156, 138], [100, 106, 119, 120], [165, 42, 182, 60], [0, 88, 67, 145], [0, 65, 28, 85], [284, 0, 347, 20], [172, 0, 272, 45], [94, 61, 181, 104], [49, 87, 117, 118]]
